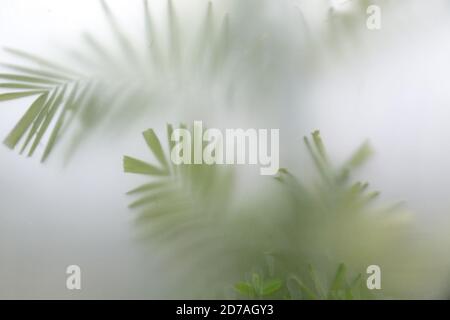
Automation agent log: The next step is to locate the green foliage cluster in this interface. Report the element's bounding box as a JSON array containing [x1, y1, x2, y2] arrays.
[[234, 262, 373, 300], [0, 0, 426, 299], [123, 126, 407, 299]]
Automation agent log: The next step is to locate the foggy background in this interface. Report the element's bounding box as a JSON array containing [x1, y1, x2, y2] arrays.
[[1, 0, 450, 298]]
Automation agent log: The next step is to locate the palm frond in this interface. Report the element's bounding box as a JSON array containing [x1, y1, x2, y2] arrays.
[[1, 0, 311, 163], [123, 129, 412, 298], [0, 0, 218, 162], [123, 124, 235, 249], [285, 263, 373, 300], [231, 131, 411, 299]]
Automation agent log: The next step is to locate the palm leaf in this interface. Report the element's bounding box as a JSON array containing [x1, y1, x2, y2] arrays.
[[0, 91, 45, 102], [1, 0, 299, 164], [0, 83, 50, 90], [3, 47, 81, 77], [123, 124, 235, 257], [3, 93, 48, 148]]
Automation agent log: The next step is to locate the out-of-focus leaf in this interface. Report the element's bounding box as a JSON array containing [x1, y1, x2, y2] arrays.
[[41, 83, 80, 162], [1, 63, 73, 81], [123, 156, 168, 176], [261, 279, 282, 296], [3, 47, 80, 76], [143, 129, 169, 169], [304, 133, 331, 184], [343, 141, 372, 169], [0, 83, 49, 90], [308, 264, 326, 299], [126, 181, 170, 195], [288, 275, 317, 300], [312, 130, 328, 163], [20, 89, 58, 154], [100, 0, 137, 62], [0, 73, 60, 85], [234, 282, 255, 297], [3, 93, 48, 149], [28, 86, 67, 157], [330, 263, 347, 294], [0, 91, 45, 102]]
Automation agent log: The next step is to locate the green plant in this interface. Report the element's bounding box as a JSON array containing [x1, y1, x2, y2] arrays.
[[0, 0, 228, 161], [124, 128, 416, 299], [123, 124, 234, 248], [234, 262, 374, 300], [2, 0, 377, 163], [234, 273, 283, 299], [0, 0, 307, 163], [0, 0, 438, 299], [286, 263, 374, 300]]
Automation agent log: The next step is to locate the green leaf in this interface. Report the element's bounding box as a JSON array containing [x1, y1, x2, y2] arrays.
[[344, 141, 372, 169], [234, 282, 255, 297], [28, 85, 67, 157], [3, 47, 80, 77], [0, 91, 45, 102], [100, 0, 137, 61], [308, 264, 326, 299], [41, 83, 80, 162], [251, 273, 261, 292], [348, 273, 363, 300], [0, 83, 49, 90], [312, 130, 328, 163], [289, 275, 317, 300], [143, 129, 169, 169], [128, 189, 176, 209], [0, 73, 60, 85], [304, 134, 331, 184], [20, 89, 59, 154], [135, 199, 188, 223], [3, 93, 48, 149], [1, 63, 73, 81], [329, 263, 347, 296], [262, 279, 282, 296], [123, 156, 168, 176], [126, 181, 169, 195]]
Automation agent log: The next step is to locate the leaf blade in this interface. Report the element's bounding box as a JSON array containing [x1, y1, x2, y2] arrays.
[[143, 129, 169, 169], [123, 155, 168, 176], [3, 93, 48, 149]]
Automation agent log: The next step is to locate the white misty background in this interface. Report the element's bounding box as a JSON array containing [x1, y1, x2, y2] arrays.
[[1, 0, 450, 298]]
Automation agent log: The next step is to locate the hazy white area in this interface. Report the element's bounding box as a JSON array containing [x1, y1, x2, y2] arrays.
[[1, 0, 450, 298]]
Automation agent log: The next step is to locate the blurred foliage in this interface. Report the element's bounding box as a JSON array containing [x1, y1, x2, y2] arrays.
[[0, 0, 444, 299], [0, 0, 381, 162], [124, 124, 234, 255], [234, 261, 374, 300], [0, 0, 231, 161], [0, 0, 309, 162], [125, 128, 418, 299]]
